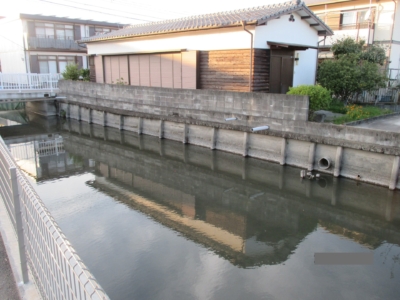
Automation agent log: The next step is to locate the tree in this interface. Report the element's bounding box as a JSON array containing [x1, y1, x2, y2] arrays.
[[61, 63, 80, 80], [317, 37, 387, 103]]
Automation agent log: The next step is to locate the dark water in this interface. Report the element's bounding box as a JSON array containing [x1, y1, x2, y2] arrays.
[[2, 114, 400, 300]]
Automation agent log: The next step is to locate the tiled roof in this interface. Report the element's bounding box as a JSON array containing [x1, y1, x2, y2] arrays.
[[80, 1, 332, 43]]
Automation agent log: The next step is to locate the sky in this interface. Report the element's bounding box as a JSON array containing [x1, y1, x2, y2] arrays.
[[1, 0, 289, 25]]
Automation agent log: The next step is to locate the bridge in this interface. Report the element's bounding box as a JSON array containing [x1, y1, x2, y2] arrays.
[[0, 73, 61, 102]]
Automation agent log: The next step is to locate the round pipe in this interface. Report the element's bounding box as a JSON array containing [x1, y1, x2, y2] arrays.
[[251, 125, 269, 132], [318, 157, 331, 170], [225, 117, 237, 121]]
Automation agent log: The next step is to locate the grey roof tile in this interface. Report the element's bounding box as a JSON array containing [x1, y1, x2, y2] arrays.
[[80, 1, 332, 43]]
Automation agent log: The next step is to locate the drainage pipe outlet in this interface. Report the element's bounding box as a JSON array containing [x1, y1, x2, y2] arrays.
[[318, 157, 331, 170]]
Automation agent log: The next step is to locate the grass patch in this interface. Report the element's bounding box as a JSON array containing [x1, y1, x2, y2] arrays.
[[327, 100, 347, 114], [333, 105, 392, 124]]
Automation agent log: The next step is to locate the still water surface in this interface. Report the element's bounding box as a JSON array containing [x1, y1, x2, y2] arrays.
[[2, 114, 400, 300]]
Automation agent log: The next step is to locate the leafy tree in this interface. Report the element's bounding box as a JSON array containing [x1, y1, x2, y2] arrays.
[[61, 63, 80, 80], [318, 37, 387, 103]]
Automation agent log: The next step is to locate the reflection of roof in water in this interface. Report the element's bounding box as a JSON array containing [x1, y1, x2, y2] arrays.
[[87, 177, 313, 268], [319, 221, 383, 249]]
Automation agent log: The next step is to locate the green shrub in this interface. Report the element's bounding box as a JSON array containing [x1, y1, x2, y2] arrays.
[[61, 63, 80, 80], [287, 85, 332, 112], [80, 68, 90, 81]]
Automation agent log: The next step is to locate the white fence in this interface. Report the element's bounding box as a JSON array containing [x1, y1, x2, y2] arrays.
[[0, 73, 62, 92], [0, 137, 109, 300]]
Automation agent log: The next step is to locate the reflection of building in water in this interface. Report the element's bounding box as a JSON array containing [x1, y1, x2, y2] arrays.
[[91, 162, 316, 268], [8, 135, 94, 180], [60, 125, 400, 265]]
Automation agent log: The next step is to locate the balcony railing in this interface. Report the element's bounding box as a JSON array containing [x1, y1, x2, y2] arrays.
[[27, 37, 86, 50], [0, 73, 62, 92]]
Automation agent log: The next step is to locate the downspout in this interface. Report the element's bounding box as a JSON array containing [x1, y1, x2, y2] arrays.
[[315, 37, 327, 84], [388, 0, 398, 76], [242, 21, 253, 92]]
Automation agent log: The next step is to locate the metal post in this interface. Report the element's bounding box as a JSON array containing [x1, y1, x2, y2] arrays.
[[17, 75, 21, 92], [9, 167, 29, 284]]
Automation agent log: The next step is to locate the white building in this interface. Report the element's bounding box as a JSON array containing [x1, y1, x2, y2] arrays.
[[0, 14, 124, 76], [306, 0, 400, 82], [81, 1, 333, 94]]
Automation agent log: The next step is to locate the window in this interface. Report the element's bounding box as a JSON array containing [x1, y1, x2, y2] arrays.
[[94, 27, 111, 35], [340, 9, 372, 29], [35, 22, 75, 40], [38, 55, 76, 73]]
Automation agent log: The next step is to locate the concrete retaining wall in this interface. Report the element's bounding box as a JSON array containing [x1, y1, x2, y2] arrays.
[[60, 101, 400, 190], [57, 81, 400, 190], [58, 80, 310, 125]]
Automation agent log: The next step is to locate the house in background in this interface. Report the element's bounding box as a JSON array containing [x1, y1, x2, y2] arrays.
[[306, 0, 400, 82], [81, 1, 333, 94], [0, 14, 124, 75]]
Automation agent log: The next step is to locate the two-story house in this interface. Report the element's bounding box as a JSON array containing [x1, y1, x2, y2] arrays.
[[0, 14, 124, 75], [306, 0, 400, 82]]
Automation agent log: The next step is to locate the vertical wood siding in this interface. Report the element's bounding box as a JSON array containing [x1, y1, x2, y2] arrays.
[[94, 56, 103, 83], [181, 51, 198, 89], [150, 55, 161, 87], [173, 53, 182, 89], [129, 55, 140, 86], [99, 51, 197, 89], [161, 54, 173, 88]]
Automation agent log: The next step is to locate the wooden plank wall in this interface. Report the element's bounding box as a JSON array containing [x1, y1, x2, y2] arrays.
[[199, 49, 270, 93]]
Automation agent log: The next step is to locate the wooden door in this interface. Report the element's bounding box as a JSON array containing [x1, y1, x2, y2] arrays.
[[269, 50, 294, 94]]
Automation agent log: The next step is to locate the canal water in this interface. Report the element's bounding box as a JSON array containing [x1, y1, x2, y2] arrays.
[[1, 112, 400, 300]]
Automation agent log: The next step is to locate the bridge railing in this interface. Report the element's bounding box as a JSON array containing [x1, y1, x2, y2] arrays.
[[0, 137, 110, 300], [0, 73, 62, 92]]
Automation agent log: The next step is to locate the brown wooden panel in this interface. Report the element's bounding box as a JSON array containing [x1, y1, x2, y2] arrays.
[[139, 55, 150, 86], [269, 56, 281, 94], [182, 51, 197, 89], [104, 56, 112, 84], [281, 56, 294, 94], [161, 54, 173, 88], [199, 49, 269, 92], [129, 55, 140, 86], [149, 54, 161, 87], [173, 53, 182, 88], [94, 56, 103, 83], [110, 56, 120, 84], [118, 55, 129, 85]]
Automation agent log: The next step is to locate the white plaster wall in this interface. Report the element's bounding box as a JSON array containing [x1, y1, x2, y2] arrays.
[[87, 27, 253, 55], [375, 1, 396, 41], [0, 18, 27, 73], [293, 49, 317, 86], [389, 43, 400, 71], [393, 0, 400, 42], [254, 12, 319, 48]]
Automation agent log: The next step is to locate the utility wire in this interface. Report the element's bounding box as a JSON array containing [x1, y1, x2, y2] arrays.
[[101, 0, 191, 17], [60, 0, 164, 20], [36, 0, 154, 22]]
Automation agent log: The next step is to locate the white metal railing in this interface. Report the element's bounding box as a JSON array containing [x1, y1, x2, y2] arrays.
[[0, 137, 109, 300], [37, 138, 65, 157], [0, 73, 62, 92]]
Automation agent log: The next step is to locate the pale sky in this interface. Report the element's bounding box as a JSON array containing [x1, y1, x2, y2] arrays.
[[1, 0, 288, 25]]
